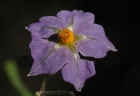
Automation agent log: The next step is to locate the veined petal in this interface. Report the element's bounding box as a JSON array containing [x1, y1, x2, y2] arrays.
[[28, 42, 56, 76], [28, 16, 65, 39], [28, 46, 74, 76], [40, 27, 59, 39], [57, 10, 81, 28], [29, 37, 50, 57], [27, 22, 55, 39], [39, 16, 65, 38], [76, 39, 109, 58], [26, 22, 45, 35], [28, 22, 53, 57], [39, 16, 65, 28], [74, 24, 117, 51], [62, 59, 95, 91], [73, 12, 95, 32]]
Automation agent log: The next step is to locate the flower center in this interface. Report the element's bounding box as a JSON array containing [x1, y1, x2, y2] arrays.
[[58, 28, 74, 44]]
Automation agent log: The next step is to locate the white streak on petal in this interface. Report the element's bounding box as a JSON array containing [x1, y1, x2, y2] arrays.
[[25, 26, 28, 30], [107, 45, 118, 52], [68, 26, 73, 31], [27, 74, 30, 77]]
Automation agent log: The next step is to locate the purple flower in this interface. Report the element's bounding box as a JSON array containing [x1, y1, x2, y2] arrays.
[[26, 10, 117, 91]]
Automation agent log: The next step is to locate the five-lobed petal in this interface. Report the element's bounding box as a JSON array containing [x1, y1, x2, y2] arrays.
[[27, 10, 117, 91]]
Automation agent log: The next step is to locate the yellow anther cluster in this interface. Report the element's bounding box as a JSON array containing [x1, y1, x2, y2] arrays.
[[58, 28, 74, 44]]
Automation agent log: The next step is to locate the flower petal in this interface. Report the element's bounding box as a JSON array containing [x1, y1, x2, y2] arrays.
[[27, 22, 45, 35], [75, 24, 117, 51], [57, 10, 80, 27], [27, 22, 55, 39], [28, 22, 54, 58], [62, 58, 95, 91], [73, 12, 95, 33], [28, 46, 73, 75], [76, 39, 109, 58], [28, 41, 56, 76], [27, 16, 65, 39], [39, 16, 65, 28], [39, 16, 66, 38], [29, 37, 51, 57]]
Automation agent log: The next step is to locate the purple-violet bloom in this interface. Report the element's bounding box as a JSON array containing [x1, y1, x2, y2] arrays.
[[26, 10, 117, 91]]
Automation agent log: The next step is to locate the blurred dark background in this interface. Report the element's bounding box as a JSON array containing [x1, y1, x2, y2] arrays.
[[0, 0, 139, 96]]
